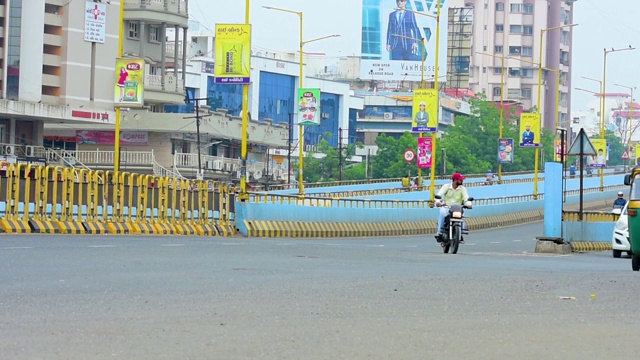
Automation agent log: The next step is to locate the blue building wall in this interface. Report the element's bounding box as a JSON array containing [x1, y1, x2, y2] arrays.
[[207, 77, 243, 116], [258, 71, 296, 125]]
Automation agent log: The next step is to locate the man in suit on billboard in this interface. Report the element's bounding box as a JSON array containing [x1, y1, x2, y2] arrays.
[[386, 0, 421, 61]]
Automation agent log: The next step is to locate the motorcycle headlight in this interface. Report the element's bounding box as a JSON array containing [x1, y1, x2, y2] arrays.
[[452, 211, 462, 218]]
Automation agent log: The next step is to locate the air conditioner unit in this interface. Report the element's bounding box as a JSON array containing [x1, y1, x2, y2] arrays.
[[25, 146, 35, 157], [205, 160, 215, 170], [252, 170, 263, 180], [383, 112, 394, 120], [235, 170, 242, 179], [305, 145, 316, 152], [224, 163, 232, 172], [4, 145, 15, 156], [231, 164, 239, 172]]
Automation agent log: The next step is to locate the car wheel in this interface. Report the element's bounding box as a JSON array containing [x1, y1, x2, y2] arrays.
[[613, 249, 622, 258]]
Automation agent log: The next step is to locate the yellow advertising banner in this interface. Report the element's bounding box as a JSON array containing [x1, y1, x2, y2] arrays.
[[590, 139, 607, 168], [114, 58, 144, 108], [214, 24, 252, 84], [519, 113, 540, 147], [412, 89, 438, 132], [636, 146, 640, 166]]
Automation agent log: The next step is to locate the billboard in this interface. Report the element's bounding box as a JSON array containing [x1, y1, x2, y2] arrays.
[[297, 88, 320, 126], [519, 113, 540, 147], [417, 137, 433, 169], [498, 138, 514, 164], [360, 0, 449, 81], [412, 89, 438, 132], [76, 131, 149, 146], [214, 24, 252, 84], [589, 139, 607, 169], [114, 58, 144, 108]]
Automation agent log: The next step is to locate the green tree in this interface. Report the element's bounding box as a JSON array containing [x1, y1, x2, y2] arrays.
[[303, 133, 365, 182], [371, 132, 419, 178]]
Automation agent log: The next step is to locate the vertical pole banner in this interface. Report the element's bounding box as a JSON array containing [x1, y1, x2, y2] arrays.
[[297, 88, 321, 126], [417, 137, 433, 169], [498, 138, 514, 164], [590, 138, 607, 169], [519, 113, 541, 147], [412, 89, 438, 132], [214, 24, 252, 84]]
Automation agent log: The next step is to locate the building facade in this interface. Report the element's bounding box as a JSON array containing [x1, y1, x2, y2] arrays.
[[451, 0, 576, 131]]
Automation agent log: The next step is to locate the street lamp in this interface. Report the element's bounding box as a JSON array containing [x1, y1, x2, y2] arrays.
[[534, 23, 578, 199], [477, 51, 505, 183], [263, 5, 340, 195], [615, 83, 636, 166], [400, 3, 441, 201]]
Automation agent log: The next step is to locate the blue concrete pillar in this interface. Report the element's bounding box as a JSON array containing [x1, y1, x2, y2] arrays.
[[235, 201, 249, 236], [544, 162, 563, 238]]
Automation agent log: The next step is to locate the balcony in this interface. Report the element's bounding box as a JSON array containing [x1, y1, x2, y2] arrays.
[[42, 74, 61, 88], [44, 13, 63, 27], [43, 53, 61, 67], [124, 0, 188, 27], [165, 41, 183, 59], [143, 73, 185, 104], [44, 33, 63, 47]]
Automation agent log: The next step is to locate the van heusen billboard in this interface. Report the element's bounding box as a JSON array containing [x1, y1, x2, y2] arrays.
[[360, 0, 449, 82]]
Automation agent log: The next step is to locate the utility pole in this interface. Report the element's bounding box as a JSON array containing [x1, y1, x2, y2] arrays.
[[288, 113, 293, 185], [338, 127, 343, 181], [184, 97, 212, 179]]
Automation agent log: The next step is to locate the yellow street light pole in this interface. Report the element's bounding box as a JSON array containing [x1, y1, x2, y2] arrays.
[[601, 46, 635, 190], [400, 3, 440, 200], [263, 6, 339, 196], [477, 52, 505, 183], [535, 23, 577, 199], [114, 0, 125, 172], [615, 83, 635, 167], [238, 0, 251, 200]]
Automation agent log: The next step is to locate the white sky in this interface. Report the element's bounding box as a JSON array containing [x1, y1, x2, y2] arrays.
[[192, 0, 640, 113]]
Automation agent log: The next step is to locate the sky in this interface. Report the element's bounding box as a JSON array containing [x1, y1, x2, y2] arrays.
[[192, 0, 640, 113]]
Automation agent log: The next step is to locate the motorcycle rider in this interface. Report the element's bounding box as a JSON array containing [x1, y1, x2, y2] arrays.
[[435, 172, 472, 243], [613, 191, 627, 209]]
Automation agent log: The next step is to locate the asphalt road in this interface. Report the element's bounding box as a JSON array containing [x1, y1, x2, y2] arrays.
[[2, 222, 639, 360]]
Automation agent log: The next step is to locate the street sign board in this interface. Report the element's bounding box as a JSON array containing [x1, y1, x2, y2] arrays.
[[567, 128, 597, 156], [403, 149, 415, 162]]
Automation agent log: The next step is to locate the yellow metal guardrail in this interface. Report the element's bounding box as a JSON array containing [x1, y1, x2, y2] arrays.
[[0, 163, 235, 236]]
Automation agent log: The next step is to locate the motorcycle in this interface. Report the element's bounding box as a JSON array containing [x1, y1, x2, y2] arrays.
[[612, 203, 625, 215], [435, 195, 474, 254]]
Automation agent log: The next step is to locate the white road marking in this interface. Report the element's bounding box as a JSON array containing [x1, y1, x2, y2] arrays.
[[513, 240, 522, 243], [0, 246, 34, 250], [490, 241, 501, 244], [160, 244, 185, 247], [88, 245, 116, 248]]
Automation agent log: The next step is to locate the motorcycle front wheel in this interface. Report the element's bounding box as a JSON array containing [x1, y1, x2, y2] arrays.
[[451, 225, 461, 254]]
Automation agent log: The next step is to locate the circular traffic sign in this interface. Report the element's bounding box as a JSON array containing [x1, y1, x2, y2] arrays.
[[403, 149, 416, 162]]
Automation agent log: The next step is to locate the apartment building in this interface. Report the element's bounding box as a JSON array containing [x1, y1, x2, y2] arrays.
[[0, 0, 189, 163], [450, 0, 576, 131]]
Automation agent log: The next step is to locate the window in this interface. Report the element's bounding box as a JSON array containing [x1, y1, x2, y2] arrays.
[[496, 2, 504, 10], [510, 25, 522, 34], [483, 67, 487, 73], [484, 25, 487, 30], [149, 26, 160, 43], [494, 67, 503, 74], [493, 87, 502, 96], [454, 56, 470, 72], [508, 88, 521, 99], [495, 45, 503, 53], [483, 46, 487, 51], [521, 88, 532, 99], [495, 24, 504, 32], [128, 21, 139, 39], [523, 25, 533, 35], [523, 3, 534, 13], [509, 46, 522, 55], [508, 67, 521, 77], [521, 68, 534, 77], [522, 46, 533, 56], [510, 3, 522, 13]]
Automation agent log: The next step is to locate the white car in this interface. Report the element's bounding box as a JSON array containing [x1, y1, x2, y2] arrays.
[[612, 202, 632, 258]]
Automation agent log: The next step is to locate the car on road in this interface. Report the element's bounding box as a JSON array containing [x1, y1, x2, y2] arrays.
[[612, 202, 632, 258]]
